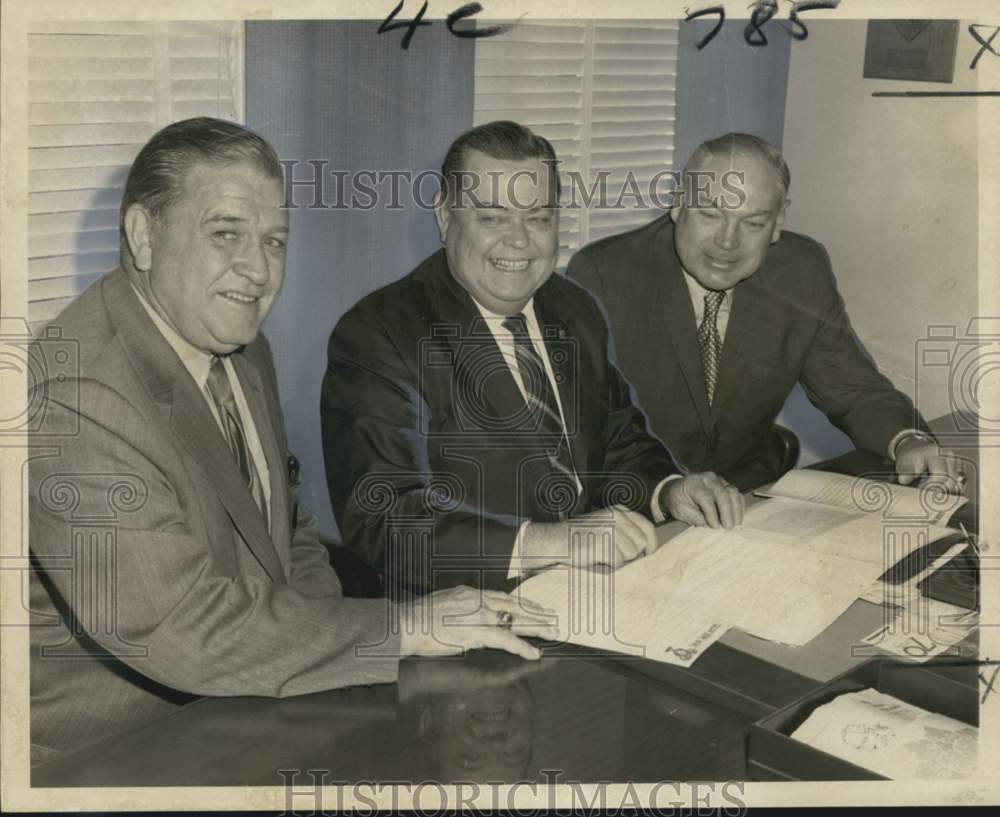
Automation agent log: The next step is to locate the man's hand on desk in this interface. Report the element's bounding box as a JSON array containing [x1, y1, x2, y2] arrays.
[[894, 434, 964, 492], [661, 472, 745, 529], [520, 506, 659, 570], [398, 586, 559, 660]]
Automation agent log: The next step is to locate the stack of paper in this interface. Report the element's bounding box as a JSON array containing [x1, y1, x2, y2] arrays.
[[790, 689, 977, 778], [515, 470, 963, 667]]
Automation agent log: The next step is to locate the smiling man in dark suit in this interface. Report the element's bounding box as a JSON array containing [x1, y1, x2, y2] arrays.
[[322, 121, 742, 597], [28, 117, 552, 765], [568, 132, 961, 492]]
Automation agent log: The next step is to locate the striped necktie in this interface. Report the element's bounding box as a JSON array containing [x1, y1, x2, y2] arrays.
[[502, 313, 578, 516], [205, 356, 268, 527], [697, 290, 726, 404]]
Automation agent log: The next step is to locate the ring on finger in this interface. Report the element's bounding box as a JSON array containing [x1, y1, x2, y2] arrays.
[[497, 610, 514, 628]]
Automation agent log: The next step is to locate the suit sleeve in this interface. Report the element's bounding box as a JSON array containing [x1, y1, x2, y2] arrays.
[[566, 250, 608, 303], [252, 337, 345, 600], [798, 253, 928, 455], [566, 274, 681, 519], [29, 378, 402, 699], [321, 308, 524, 593]]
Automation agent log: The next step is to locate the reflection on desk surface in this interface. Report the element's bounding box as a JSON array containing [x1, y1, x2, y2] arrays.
[[33, 651, 753, 787]]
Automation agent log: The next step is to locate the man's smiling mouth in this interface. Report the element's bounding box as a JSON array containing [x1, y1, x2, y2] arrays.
[[221, 291, 260, 305], [491, 258, 530, 272]]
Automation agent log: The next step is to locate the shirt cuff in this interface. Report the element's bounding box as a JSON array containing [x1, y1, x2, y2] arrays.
[[888, 428, 934, 461], [651, 474, 684, 523], [507, 520, 532, 580]]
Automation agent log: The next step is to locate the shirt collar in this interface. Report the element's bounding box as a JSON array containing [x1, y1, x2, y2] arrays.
[[471, 296, 540, 334], [682, 269, 731, 308], [130, 282, 215, 390]]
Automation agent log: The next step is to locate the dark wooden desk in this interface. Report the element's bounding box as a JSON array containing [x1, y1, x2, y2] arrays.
[[32, 650, 753, 787], [33, 425, 979, 787]]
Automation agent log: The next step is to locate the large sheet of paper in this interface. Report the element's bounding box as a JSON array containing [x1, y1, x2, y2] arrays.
[[517, 495, 955, 658], [790, 689, 978, 779], [514, 561, 729, 667], [758, 469, 968, 526]]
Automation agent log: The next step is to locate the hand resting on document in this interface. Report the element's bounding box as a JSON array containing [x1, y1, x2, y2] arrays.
[[399, 586, 559, 660], [662, 471, 746, 530], [518, 470, 744, 573]]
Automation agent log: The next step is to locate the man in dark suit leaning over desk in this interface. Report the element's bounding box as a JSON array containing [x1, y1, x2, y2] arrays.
[[322, 120, 743, 597], [28, 117, 551, 764], [568, 132, 962, 493]]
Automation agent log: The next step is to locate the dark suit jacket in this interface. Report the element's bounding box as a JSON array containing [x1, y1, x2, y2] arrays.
[[321, 250, 679, 593], [567, 215, 926, 491], [29, 268, 400, 762]]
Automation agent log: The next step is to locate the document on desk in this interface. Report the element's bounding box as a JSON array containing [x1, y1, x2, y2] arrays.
[[516, 489, 956, 661], [790, 688, 977, 779], [757, 469, 968, 526], [513, 559, 729, 668]]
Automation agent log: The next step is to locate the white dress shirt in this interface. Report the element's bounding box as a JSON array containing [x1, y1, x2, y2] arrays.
[[132, 285, 272, 524]]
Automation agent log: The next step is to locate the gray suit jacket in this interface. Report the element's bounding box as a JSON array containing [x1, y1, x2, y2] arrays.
[[568, 216, 926, 490], [29, 268, 400, 761]]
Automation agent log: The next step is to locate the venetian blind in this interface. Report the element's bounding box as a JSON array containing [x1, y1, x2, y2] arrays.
[[473, 20, 678, 268], [27, 20, 244, 330]]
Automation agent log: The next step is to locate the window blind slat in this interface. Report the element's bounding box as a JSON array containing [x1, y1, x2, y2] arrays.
[[29, 22, 150, 36], [170, 78, 238, 103], [29, 58, 154, 80], [29, 229, 121, 260], [28, 34, 153, 59], [29, 123, 155, 148], [30, 79, 154, 103], [30, 210, 121, 238], [30, 144, 145, 170], [474, 76, 582, 95], [29, 101, 156, 126], [30, 189, 122, 215], [475, 93, 584, 111], [30, 255, 115, 284], [29, 166, 129, 194]]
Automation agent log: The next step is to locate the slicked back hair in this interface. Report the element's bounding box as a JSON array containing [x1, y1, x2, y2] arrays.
[[440, 120, 561, 205], [681, 132, 790, 203], [119, 116, 282, 260]]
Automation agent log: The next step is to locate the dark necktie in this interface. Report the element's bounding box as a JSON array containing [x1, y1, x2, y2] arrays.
[[697, 290, 726, 405], [205, 356, 268, 526], [502, 314, 578, 514]]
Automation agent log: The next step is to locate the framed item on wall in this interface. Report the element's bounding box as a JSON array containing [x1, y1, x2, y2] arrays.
[[863, 20, 959, 83]]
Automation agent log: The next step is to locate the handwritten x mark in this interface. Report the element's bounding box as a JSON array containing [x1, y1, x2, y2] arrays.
[[970, 24, 1000, 70], [980, 664, 999, 704]]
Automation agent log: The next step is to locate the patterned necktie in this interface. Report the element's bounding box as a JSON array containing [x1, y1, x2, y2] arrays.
[[502, 314, 578, 515], [205, 356, 268, 526], [697, 290, 726, 405]]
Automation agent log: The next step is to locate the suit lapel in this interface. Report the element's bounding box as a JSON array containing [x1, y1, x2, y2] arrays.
[[104, 269, 286, 583], [710, 277, 768, 419], [232, 352, 292, 573], [534, 291, 587, 476], [655, 240, 713, 433]]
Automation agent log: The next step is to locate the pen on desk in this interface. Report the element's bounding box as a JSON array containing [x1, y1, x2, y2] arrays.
[[958, 522, 979, 555]]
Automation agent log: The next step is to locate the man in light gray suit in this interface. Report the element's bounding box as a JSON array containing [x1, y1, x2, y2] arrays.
[[28, 117, 553, 765]]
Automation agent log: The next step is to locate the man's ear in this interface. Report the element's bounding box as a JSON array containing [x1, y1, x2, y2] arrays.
[[432, 190, 451, 243], [669, 187, 684, 224], [123, 204, 155, 271], [771, 197, 790, 244]]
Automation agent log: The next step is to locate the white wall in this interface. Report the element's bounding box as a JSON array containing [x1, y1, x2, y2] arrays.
[[778, 20, 979, 460]]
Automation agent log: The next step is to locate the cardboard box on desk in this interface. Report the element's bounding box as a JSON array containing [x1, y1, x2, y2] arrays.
[[747, 656, 978, 781]]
